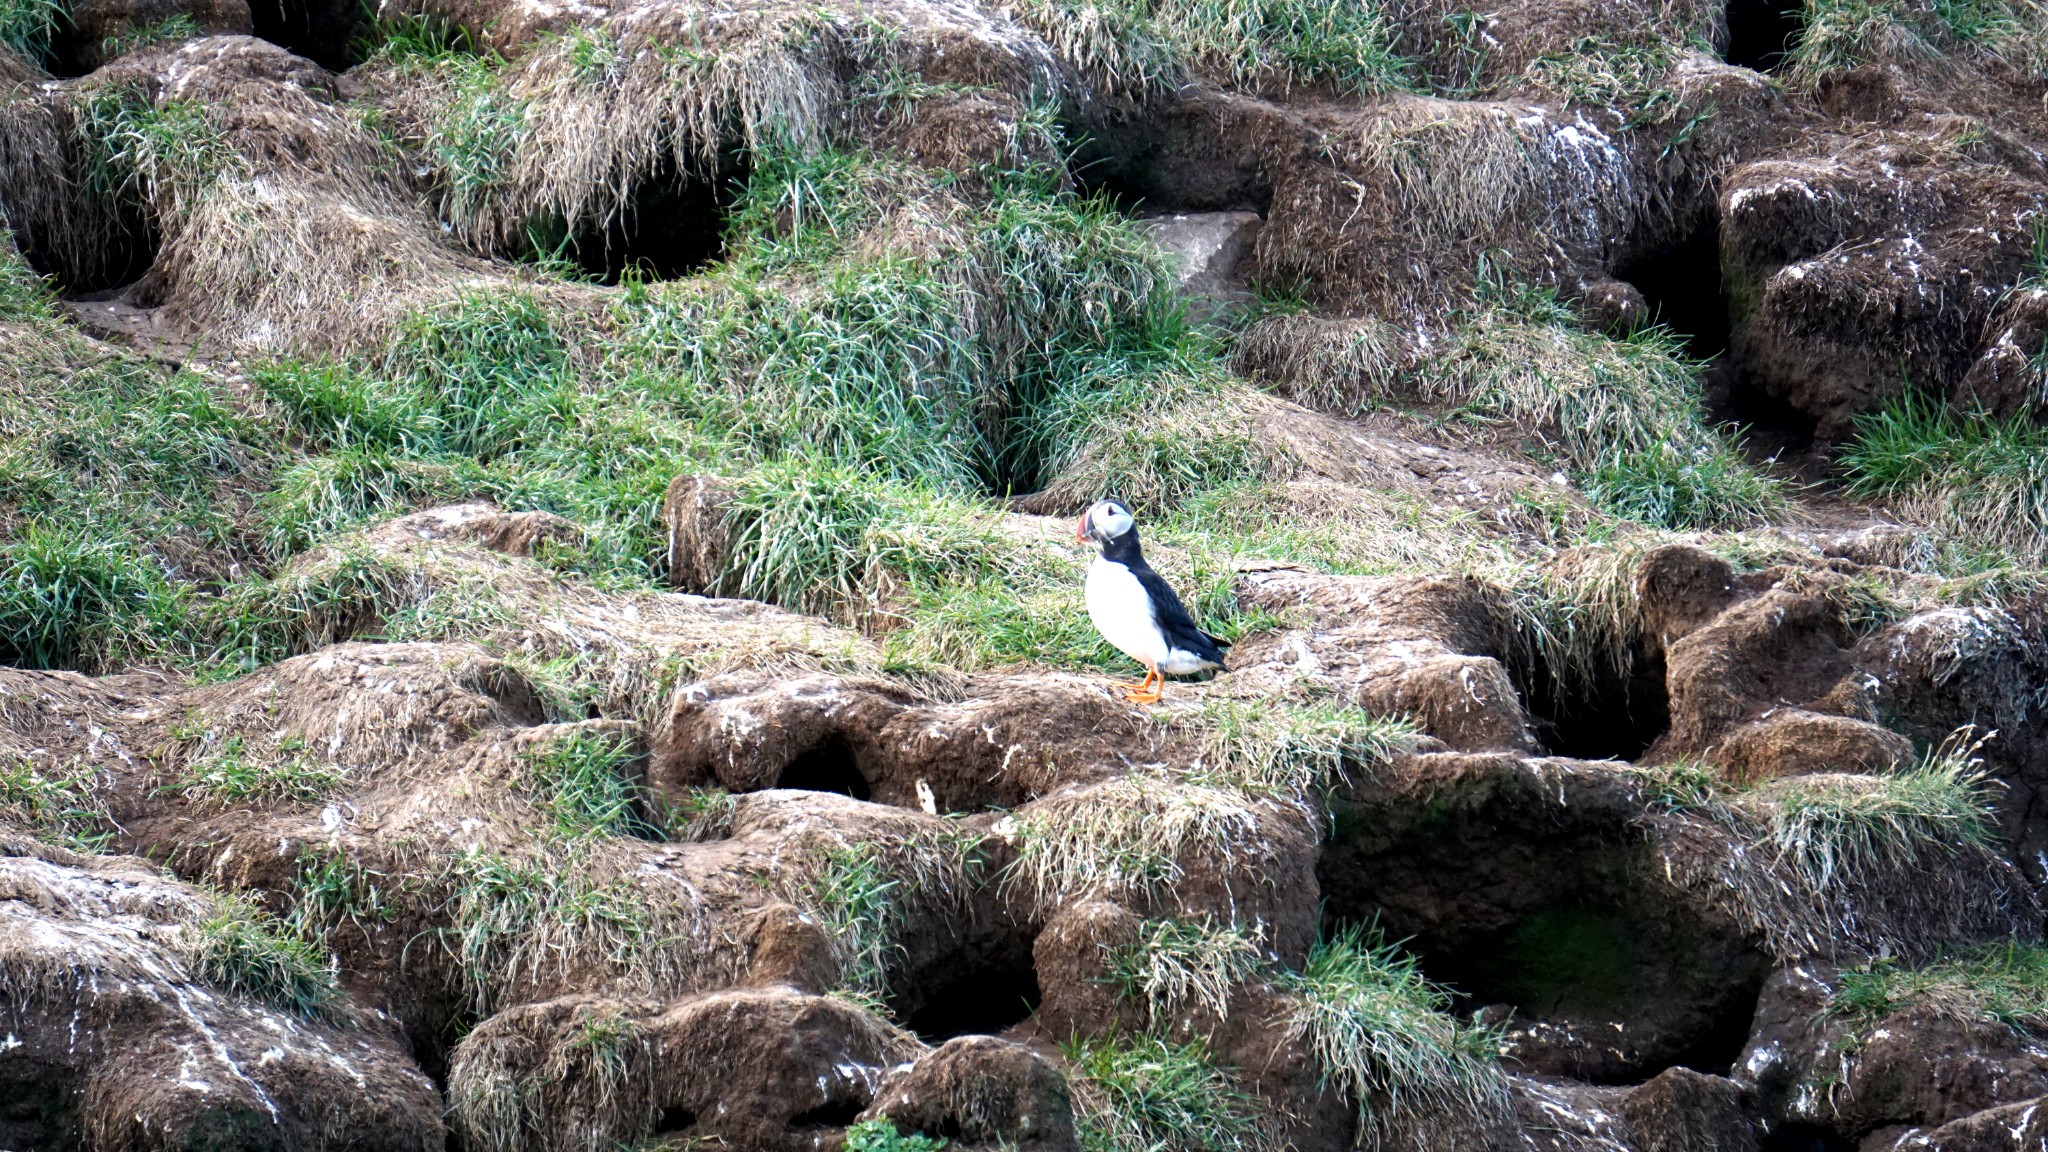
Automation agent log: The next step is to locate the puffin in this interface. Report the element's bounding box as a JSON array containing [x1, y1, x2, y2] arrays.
[[1076, 498, 1228, 704]]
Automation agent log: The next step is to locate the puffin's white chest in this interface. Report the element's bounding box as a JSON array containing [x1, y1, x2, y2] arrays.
[[1087, 556, 1169, 666]]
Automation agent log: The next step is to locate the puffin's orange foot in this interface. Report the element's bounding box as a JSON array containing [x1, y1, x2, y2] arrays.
[[1121, 668, 1164, 705]]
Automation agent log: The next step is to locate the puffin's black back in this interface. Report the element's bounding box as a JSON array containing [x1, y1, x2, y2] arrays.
[[1100, 526, 1229, 666]]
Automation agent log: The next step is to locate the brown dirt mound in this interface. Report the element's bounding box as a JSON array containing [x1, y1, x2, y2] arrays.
[[0, 832, 442, 1150]]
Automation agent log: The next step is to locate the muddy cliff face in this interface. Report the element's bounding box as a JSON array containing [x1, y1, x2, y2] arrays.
[[1, 0, 2047, 1147]]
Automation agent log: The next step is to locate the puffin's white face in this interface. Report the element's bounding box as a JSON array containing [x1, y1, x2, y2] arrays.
[[1076, 500, 1135, 548]]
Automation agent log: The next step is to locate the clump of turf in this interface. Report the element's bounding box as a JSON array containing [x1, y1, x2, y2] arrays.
[[190, 889, 340, 1018], [1840, 392, 2048, 564], [1278, 922, 1510, 1148], [1832, 941, 2048, 1029]]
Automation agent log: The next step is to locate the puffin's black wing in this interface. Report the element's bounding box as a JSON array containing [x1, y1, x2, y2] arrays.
[[1131, 563, 1229, 667]]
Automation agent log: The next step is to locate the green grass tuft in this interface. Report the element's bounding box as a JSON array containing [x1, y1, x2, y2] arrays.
[[441, 846, 657, 1015], [167, 734, 346, 806], [1788, 0, 2048, 82], [0, 0, 65, 66], [665, 786, 738, 842], [1582, 436, 1792, 531], [1841, 393, 2048, 561], [1067, 1034, 1276, 1152], [1278, 922, 1508, 1146], [77, 86, 244, 218], [1110, 918, 1266, 1023], [1523, 36, 1678, 116], [192, 889, 340, 1018], [1730, 731, 2002, 890], [845, 1119, 948, 1152], [522, 729, 661, 839], [1327, 279, 1792, 531], [1832, 942, 2048, 1029], [288, 845, 396, 945], [0, 523, 185, 670], [0, 760, 117, 851], [1012, 0, 1416, 95], [1178, 699, 1418, 804], [799, 842, 903, 1000], [100, 13, 202, 59]]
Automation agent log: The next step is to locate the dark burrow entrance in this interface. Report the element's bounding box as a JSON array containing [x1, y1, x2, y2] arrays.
[[1616, 223, 1729, 363], [248, 0, 372, 72], [1724, 0, 1805, 72], [1320, 794, 1773, 1086], [1428, 900, 1769, 1083], [1760, 1125, 1856, 1152], [1069, 109, 1274, 217], [789, 1100, 865, 1130], [537, 161, 741, 285], [898, 953, 1041, 1043], [1614, 219, 1817, 453], [15, 206, 157, 299], [775, 736, 871, 801], [1520, 657, 1670, 762]]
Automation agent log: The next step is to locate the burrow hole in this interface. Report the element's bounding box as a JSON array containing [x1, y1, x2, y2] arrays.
[[653, 1107, 697, 1136], [899, 952, 1042, 1044], [1760, 1125, 1855, 1152], [248, 0, 373, 72], [1616, 222, 1729, 363], [1431, 902, 1768, 1081], [1724, 0, 1805, 72], [532, 159, 743, 285], [1520, 658, 1671, 763], [22, 228, 157, 301], [775, 736, 871, 801], [788, 1100, 865, 1131], [1614, 216, 1816, 454], [1069, 102, 1275, 219]]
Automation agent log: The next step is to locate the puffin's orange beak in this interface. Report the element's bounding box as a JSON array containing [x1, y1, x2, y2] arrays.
[[1075, 515, 1089, 544]]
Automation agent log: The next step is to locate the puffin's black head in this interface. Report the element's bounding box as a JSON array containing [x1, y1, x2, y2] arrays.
[[1076, 499, 1135, 550]]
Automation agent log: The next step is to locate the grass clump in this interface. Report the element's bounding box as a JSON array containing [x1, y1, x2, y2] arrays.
[[1005, 775, 1268, 908], [1832, 942, 2048, 1029], [1066, 1035, 1276, 1152], [1012, 0, 1416, 96], [1582, 436, 1792, 531], [78, 86, 245, 221], [441, 846, 659, 1015], [287, 845, 396, 945], [522, 729, 660, 840], [0, 0, 64, 67], [1444, 297, 1782, 528], [1650, 728, 2027, 960], [845, 1119, 948, 1152], [1523, 36, 1678, 115], [717, 459, 998, 616], [1110, 918, 1266, 1023], [1278, 922, 1509, 1147], [100, 13, 202, 59], [1317, 277, 1784, 531], [0, 760, 117, 851], [799, 842, 905, 1001], [1729, 732, 2001, 890], [1840, 393, 2048, 562], [167, 735, 345, 806], [664, 786, 738, 842], [0, 524, 186, 670], [1788, 0, 2048, 82], [1179, 699, 1418, 804], [191, 889, 340, 1018]]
